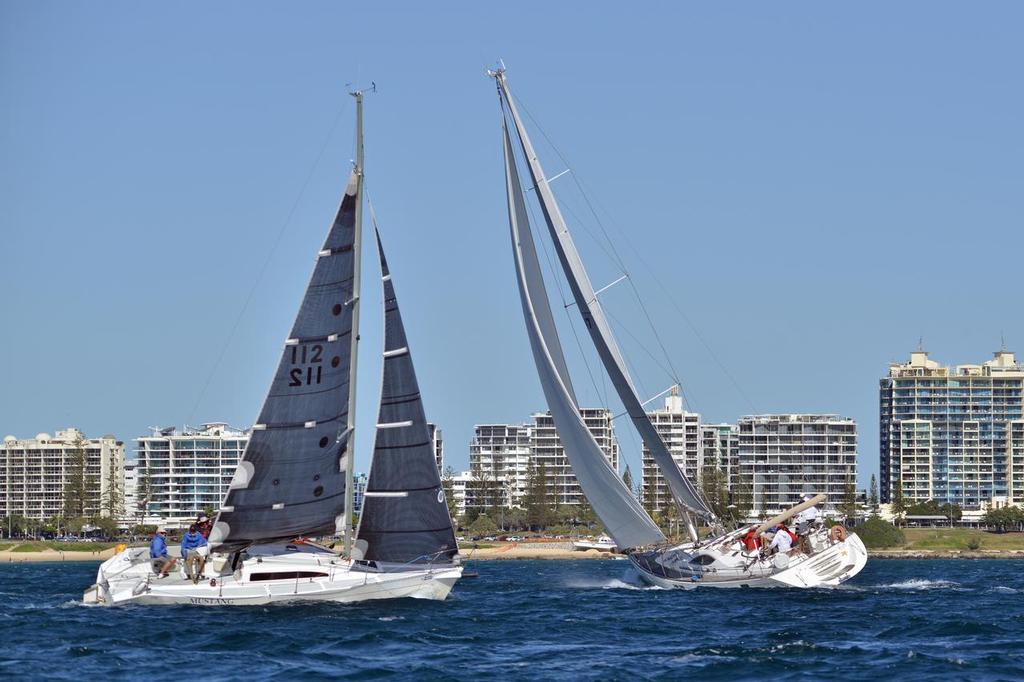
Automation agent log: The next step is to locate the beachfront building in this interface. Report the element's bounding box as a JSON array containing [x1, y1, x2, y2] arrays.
[[428, 423, 444, 475], [738, 414, 858, 515], [880, 348, 1024, 512], [134, 422, 248, 529], [702, 422, 741, 487], [0, 428, 125, 522], [466, 409, 619, 512], [641, 391, 702, 513], [530, 409, 619, 507], [121, 459, 139, 526], [449, 470, 473, 520], [468, 423, 532, 510], [352, 472, 368, 517]]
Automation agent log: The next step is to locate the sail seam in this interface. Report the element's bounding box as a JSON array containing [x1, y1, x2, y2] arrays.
[[373, 440, 430, 451], [253, 411, 348, 430]]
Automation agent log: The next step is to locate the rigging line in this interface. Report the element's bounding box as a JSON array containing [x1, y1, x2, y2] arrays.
[[510, 92, 625, 271], [511, 90, 691, 413], [571, 173, 758, 414], [187, 98, 351, 426], [605, 305, 699, 413]]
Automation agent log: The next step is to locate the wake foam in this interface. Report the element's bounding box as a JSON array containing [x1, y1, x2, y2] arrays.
[[879, 579, 960, 590]]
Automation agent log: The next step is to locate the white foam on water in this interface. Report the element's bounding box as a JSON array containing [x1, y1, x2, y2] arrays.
[[991, 585, 1018, 594], [564, 577, 665, 591], [879, 578, 960, 590], [377, 615, 404, 622]]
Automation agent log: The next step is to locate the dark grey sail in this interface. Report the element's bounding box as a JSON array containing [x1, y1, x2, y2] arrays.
[[496, 70, 714, 521], [210, 170, 360, 550], [352, 230, 458, 565]]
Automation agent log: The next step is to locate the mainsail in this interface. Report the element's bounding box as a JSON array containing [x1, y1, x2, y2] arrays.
[[352, 230, 458, 565], [210, 169, 360, 550], [496, 70, 714, 521], [503, 121, 665, 550]]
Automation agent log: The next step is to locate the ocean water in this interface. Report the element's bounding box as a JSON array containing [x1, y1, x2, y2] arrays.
[[1, 558, 1022, 681]]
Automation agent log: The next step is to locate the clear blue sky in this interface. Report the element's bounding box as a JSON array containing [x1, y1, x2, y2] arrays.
[[2, 3, 1021, 487]]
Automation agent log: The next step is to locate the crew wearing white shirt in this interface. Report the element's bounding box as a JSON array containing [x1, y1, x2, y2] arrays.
[[768, 524, 793, 554], [795, 496, 820, 532]]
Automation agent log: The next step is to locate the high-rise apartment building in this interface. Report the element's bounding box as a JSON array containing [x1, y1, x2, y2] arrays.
[[702, 422, 740, 486], [532, 409, 619, 506], [0, 428, 125, 521], [738, 414, 857, 515], [134, 422, 248, 527], [641, 392, 702, 513], [466, 409, 619, 512], [880, 349, 1024, 511], [428, 423, 444, 475], [468, 423, 532, 509]]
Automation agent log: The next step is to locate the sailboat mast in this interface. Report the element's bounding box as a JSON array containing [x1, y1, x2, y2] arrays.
[[343, 90, 365, 556]]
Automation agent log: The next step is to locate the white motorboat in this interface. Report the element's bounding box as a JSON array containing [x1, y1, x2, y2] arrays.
[[85, 89, 461, 606], [490, 65, 867, 589], [572, 536, 618, 553]]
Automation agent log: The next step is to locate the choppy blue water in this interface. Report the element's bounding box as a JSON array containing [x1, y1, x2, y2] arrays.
[[1, 558, 1022, 680]]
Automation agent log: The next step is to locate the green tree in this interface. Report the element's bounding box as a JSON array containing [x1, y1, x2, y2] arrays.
[[103, 457, 123, 520], [731, 477, 753, 523], [982, 506, 1024, 532], [63, 436, 91, 519], [700, 466, 734, 523], [840, 469, 858, 521], [890, 476, 906, 527], [868, 474, 879, 510], [622, 466, 634, 497], [856, 515, 906, 549], [468, 513, 497, 537], [136, 462, 153, 525], [524, 461, 554, 530], [441, 466, 459, 522]]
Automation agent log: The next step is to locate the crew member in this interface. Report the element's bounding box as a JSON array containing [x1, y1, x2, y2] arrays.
[[180, 524, 209, 584], [740, 527, 761, 552], [196, 514, 212, 539], [795, 495, 821, 535], [150, 527, 176, 577], [766, 522, 795, 555]]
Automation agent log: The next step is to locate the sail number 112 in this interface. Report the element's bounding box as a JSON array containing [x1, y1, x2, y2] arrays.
[[289, 344, 323, 387]]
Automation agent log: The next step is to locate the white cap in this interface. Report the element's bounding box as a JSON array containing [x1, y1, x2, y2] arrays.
[[156, 526, 167, 533]]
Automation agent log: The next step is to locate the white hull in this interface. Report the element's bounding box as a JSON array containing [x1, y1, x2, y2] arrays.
[[630, 529, 868, 590], [83, 544, 462, 606]]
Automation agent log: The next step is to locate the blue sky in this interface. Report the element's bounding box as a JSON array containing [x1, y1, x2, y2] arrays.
[[2, 3, 1021, 486]]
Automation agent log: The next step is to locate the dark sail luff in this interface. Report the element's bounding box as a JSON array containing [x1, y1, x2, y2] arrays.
[[352, 230, 458, 565], [210, 170, 360, 550]]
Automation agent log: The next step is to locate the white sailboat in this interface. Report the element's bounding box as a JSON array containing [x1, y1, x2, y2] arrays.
[[490, 66, 867, 589], [84, 90, 462, 606]]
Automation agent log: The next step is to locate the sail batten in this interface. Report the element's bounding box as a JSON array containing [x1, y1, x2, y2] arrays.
[[502, 120, 665, 550], [352, 230, 458, 565], [497, 72, 714, 521]]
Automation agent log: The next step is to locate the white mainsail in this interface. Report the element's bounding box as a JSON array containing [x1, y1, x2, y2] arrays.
[[495, 69, 714, 521], [503, 120, 665, 550]]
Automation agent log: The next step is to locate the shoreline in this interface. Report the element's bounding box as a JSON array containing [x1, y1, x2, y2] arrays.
[[5, 543, 1024, 564]]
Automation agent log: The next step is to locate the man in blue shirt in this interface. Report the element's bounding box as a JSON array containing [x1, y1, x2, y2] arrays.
[[150, 528, 176, 577], [180, 524, 209, 584]]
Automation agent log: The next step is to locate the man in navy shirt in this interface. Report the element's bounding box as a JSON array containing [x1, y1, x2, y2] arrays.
[[150, 528, 176, 577]]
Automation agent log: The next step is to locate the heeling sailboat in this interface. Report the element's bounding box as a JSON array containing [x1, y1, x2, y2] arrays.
[[84, 90, 461, 606], [491, 66, 867, 589]]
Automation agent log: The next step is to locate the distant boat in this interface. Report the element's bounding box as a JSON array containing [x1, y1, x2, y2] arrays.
[[572, 536, 618, 553], [490, 65, 867, 589], [84, 90, 462, 606]]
